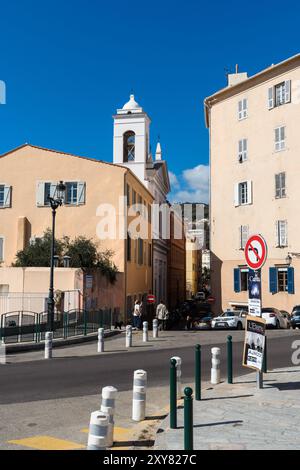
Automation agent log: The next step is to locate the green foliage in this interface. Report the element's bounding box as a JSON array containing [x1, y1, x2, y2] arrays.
[[13, 230, 118, 283]]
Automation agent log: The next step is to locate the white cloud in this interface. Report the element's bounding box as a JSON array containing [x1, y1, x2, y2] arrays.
[[169, 170, 179, 189], [169, 164, 209, 204]]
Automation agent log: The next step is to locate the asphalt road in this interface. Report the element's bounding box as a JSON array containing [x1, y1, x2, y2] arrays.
[[0, 332, 297, 405]]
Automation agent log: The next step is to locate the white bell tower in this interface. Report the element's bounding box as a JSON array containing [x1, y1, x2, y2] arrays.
[[113, 94, 151, 182]]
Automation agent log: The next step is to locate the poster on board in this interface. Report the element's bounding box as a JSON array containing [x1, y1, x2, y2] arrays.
[[248, 270, 262, 317], [243, 315, 266, 371]]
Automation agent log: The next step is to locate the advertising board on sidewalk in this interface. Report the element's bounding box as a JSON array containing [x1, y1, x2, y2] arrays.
[[243, 315, 266, 371]]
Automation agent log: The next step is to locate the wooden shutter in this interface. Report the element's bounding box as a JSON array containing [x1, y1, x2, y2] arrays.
[[287, 267, 295, 294], [234, 268, 240, 292], [50, 183, 57, 198], [246, 180, 252, 204], [3, 186, 11, 207], [275, 174, 280, 198], [285, 80, 291, 103], [78, 182, 86, 205], [234, 183, 240, 207], [268, 87, 274, 109], [269, 267, 278, 294], [238, 100, 242, 120], [36, 182, 45, 207]]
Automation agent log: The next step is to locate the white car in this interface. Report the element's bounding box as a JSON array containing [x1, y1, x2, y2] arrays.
[[211, 310, 246, 330], [261, 308, 290, 329]]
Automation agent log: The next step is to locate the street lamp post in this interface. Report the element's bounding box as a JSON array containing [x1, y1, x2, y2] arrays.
[[47, 181, 66, 332]]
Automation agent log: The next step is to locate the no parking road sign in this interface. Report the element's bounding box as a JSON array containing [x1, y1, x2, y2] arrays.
[[244, 234, 267, 271]]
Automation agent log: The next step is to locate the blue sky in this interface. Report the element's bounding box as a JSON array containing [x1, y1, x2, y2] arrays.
[[1, 0, 300, 203]]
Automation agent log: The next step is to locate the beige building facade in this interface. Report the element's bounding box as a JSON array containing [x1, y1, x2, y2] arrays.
[[0, 144, 153, 319], [205, 54, 300, 314]]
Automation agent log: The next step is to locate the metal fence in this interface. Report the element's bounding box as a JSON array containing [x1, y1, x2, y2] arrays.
[[0, 308, 121, 344]]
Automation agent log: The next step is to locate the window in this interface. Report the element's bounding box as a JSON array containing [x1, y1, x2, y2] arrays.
[[239, 225, 249, 249], [239, 182, 248, 205], [268, 80, 291, 109], [132, 189, 136, 205], [0, 185, 12, 208], [240, 269, 249, 291], [37, 181, 85, 207], [148, 243, 152, 267], [127, 232, 131, 261], [275, 126, 285, 151], [238, 139, 248, 162], [0, 237, 4, 262], [123, 131, 135, 162], [126, 184, 130, 206], [277, 268, 288, 292], [238, 98, 248, 120], [276, 220, 288, 247], [138, 238, 144, 265], [275, 172, 286, 198]]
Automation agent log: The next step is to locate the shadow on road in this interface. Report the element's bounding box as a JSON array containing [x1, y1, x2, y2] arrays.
[[268, 381, 300, 391], [176, 419, 244, 430], [201, 394, 253, 401]]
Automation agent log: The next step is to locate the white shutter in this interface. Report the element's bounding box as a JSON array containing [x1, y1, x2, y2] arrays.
[[0, 237, 3, 261], [36, 182, 45, 207], [77, 181, 86, 205], [50, 183, 57, 198], [3, 186, 11, 207], [240, 225, 249, 249], [238, 100, 242, 120], [275, 221, 279, 247], [234, 183, 240, 207], [268, 87, 274, 109], [246, 180, 252, 204], [281, 220, 288, 246], [285, 80, 291, 103]]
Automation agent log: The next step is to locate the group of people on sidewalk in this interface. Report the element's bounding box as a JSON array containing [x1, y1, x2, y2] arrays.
[[132, 299, 169, 331]]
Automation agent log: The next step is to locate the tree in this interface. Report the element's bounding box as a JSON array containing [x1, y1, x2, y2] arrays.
[[14, 230, 118, 283]]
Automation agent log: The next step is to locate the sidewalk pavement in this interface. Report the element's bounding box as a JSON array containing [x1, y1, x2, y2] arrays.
[[155, 366, 300, 450]]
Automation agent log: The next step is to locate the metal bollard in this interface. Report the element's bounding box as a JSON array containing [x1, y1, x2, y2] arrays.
[[44, 331, 53, 359], [87, 410, 109, 450], [153, 318, 158, 338], [98, 328, 104, 353], [0, 342, 6, 365], [195, 344, 201, 400], [171, 356, 182, 398], [184, 387, 193, 450], [263, 336, 267, 373], [227, 335, 233, 384], [170, 358, 177, 429], [132, 369, 147, 421], [101, 386, 117, 447], [211, 347, 221, 384], [126, 325, 132, 348], [143, 321, 148, 342]]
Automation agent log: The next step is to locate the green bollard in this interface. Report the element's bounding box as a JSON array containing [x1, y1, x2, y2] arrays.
[[170, 358, 177, 429], [195, 344, 201, 400], [263, 336, 267, 373], [227, 335, 233, 384], [184, 387, 193, 450]]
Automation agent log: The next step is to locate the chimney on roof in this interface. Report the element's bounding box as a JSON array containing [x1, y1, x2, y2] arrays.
[[227, 64, 248, 87]]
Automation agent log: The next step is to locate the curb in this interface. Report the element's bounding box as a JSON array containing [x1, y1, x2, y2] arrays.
[[4, 329, 122, 354]]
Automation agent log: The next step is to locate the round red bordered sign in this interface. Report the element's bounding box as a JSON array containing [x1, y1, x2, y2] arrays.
[[244, 234, 267, 270]]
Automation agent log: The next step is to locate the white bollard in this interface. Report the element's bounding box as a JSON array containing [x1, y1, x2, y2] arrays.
[[0, 342, 6, 365], [211, 347, 221, 384], [132, 369, 147, 421], [143, 321, 148, 342], [171, 356, 182, 398], [100, 386, 117, 447], [126, 325, 132, 348], [153, 318, 158, 338], [44, 331, 53, 359], [87, 410, 109, 450], [98, 328, 104, 353]]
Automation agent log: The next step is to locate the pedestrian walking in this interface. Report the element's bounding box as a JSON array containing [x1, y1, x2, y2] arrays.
[[133, 300, 142, 330], [156, 300, 169, 331]]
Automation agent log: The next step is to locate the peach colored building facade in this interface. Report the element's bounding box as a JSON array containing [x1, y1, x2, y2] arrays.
[[167, 211, 186, 310], [205, 54, 300, 314], [0, 144, 153, 319]]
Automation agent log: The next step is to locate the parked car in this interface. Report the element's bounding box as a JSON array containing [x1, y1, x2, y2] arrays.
[[211, 310, 246, 330], [290, 309, 300, 329], [261, 308, 289, 329], [194, 291, 206, 301], [292, 305, 300, 314], [193, 313, 213, 330]]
